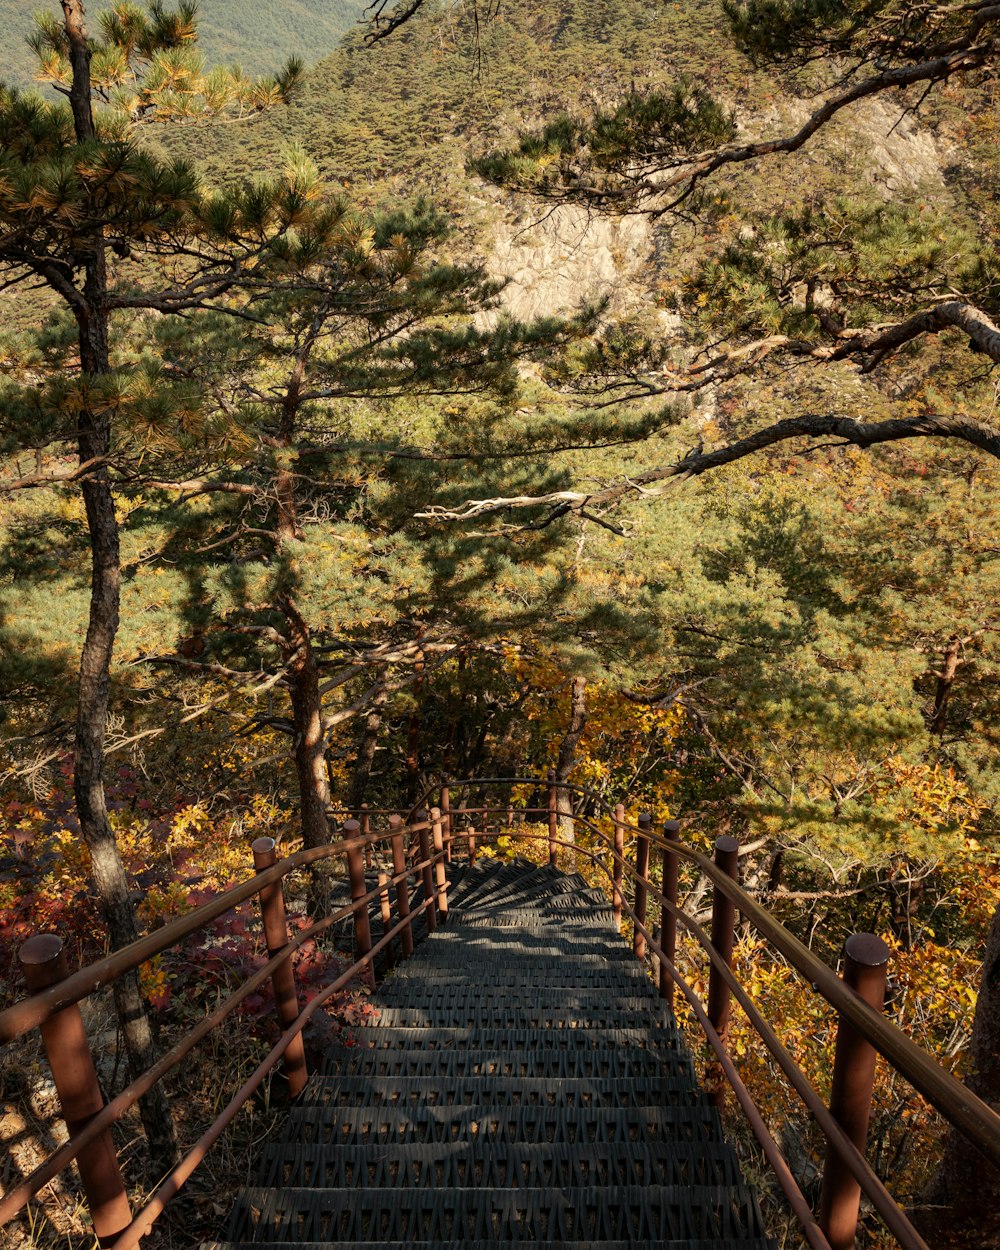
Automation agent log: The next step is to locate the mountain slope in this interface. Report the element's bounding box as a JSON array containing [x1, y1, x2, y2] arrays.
[[0, 0, 367, 88]]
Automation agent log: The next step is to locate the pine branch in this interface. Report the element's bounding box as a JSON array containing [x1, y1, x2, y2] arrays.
[[0, 457, 114, 493], [828, 301, 1000, 369], [416, 411, 1000, 526]]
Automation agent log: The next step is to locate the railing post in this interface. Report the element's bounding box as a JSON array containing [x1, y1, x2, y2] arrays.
[[431, 806, 448, 921], [440, 776, 452, 863], [819, 933, 891, 1250], [344, 818, 375, 989], [633, 812, 652, 960], [706, 834, 739, 1108], [377, 870, 395, 971], [547, 767, 558, 867], [613, 803, 625, 929], [390, 814, 414, 960], [416, 809, 437, 934], [18, 935, 132, 1248], [251, 838, 308, 1097], [659, 819, 681, 1004], [360, 804, 372, 871], [468, 824, 477, 866]]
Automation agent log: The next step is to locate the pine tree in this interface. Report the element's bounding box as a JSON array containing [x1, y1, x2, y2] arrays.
[[0, 0, 304, 1168]]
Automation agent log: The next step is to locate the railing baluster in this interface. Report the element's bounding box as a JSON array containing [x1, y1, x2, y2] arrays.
[[18, 936, 132, 1248], [633, 812, 652, 960], [440, 776, 452, 863], [344, 818, 375, 988], [547, 768, 559, 867], [613, 803, 625, 929], [416, 809, 437, 934], [390, 813, 414, 960], [431, 806, 448, 920], [252, 838, 308, 1096], [659, 819, 681, 1004], [377, 869, 395, 970], [361, 804, 372, 871], [819, 933, 891, 1250], [468, 824, 477, 866], [707, 834, 740, 1109]]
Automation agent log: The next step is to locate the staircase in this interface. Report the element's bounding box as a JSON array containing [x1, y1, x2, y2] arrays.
[[210, 856, 775, 1249]]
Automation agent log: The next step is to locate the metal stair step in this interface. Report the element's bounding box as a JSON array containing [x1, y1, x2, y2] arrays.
[[207, 1241, 775, 1250], [368, 1004, 669, 1028], [255, 1139, 744, 1190], [385, 965, 651, 985], [277, 1103, 725, 1147], [298, 1075, 701, 1109], [334, 1025, 688, 1052], [226, 1183, 769, 1242], [373, 987, 658, 1006], [316, 1046, 693, 1080]]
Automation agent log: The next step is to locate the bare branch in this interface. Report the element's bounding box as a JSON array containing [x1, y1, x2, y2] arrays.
[[416, 411, 1000, 524]]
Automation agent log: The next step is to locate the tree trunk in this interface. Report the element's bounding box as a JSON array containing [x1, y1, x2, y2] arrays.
[[930, 636, 963, 736], [922, 901, 1000, 1237], [281, 599, 334, 917], [64, 0, 177, 1172], [554, 676, 587, 844], [348, 677, 388, 812], [405, 646, 425, 803]]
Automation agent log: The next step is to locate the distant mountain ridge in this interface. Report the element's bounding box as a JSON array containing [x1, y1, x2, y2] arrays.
[[0, 0, 367, 89]]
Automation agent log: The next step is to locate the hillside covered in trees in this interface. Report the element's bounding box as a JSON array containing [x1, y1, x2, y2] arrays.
[[1, 1, 999, 1247], [0, 0, 366, 87]]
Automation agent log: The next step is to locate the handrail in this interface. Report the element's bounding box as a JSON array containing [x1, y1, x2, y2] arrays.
[[0, 853, 437, 1228], [3, 771, 996, 1250], [381, 784, 1000, 1169], [0, 830, 389, 1043]]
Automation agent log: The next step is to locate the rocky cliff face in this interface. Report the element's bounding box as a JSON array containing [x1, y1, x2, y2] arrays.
[[486, 91, 950, 325], [487, 201, 652, 321]]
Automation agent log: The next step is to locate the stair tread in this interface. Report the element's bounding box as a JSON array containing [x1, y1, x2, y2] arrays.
[[227, 1183, 769, 1241]]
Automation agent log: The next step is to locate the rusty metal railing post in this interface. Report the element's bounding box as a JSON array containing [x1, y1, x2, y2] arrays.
[[819, 933, 891, 1250], [431, 806, 448, 921], [633, 812, 652, 960], [377, 869, 395, 971], [416, 809, 437, 935], [706, 834, 739, 1108], [659, 819, 681, 1004], [18, 936, 132, 1248], [389, 814, 414, 960], [344, 819, 375, 988], [547, 768, 558, 867], [360, 804, 372, 871], [440, 776, 452, 863], [612, 803, 625, 929], [468, 825, 477, 866], [251, 837, 308, 1097]]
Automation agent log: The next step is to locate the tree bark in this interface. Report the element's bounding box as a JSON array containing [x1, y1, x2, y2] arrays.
[[930, 636, 963, 736], [272, 356, 335, 915], [405, 646, 425, 803], [554, 676, 587, 844], [922, 900, 1000, 1238], [62, 0, 178, 1172], [348, 677, 388, 812]]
